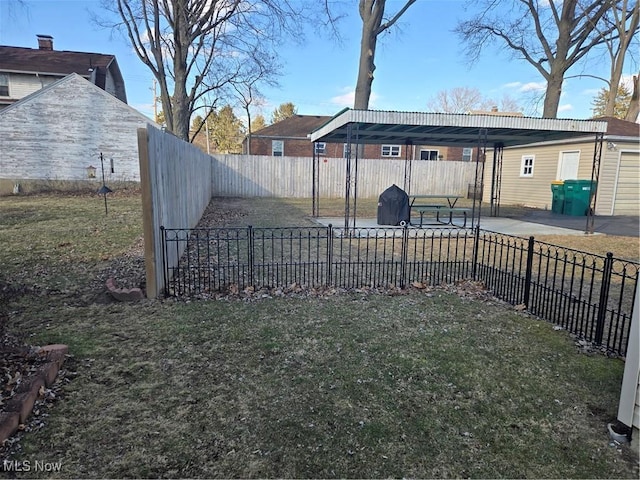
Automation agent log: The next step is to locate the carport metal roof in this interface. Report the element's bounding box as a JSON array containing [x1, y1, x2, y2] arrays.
[[309, 108, 608, 147]]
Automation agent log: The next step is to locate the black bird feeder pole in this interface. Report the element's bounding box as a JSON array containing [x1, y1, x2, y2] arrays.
[[98, 152, 113, 215]]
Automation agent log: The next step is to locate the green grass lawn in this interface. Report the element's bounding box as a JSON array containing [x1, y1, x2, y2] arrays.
[[0, 193, 638, 478]]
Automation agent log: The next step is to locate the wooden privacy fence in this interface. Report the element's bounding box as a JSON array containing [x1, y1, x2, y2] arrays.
[[138, 125, 213, 298], [212, 154, 477, 198]]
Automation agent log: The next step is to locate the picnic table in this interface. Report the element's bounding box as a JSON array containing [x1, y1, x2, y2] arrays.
[[409, 194, 469, 227]]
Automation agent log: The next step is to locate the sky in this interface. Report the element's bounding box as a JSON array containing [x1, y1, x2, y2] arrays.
[[1, 0, 636, 122]]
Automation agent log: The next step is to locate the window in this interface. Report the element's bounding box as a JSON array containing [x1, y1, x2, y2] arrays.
[[420, 149, 439, 161], [272, 140, 284, 157], [314, 142, 326, 155], [0, 74, 8, 97], [382, 145, 401, 157], [462, 147, 473, 162], [521, 155, 535, 177]]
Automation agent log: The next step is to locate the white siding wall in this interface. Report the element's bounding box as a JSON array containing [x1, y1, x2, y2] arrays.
[[0, 74, 153, 184], [212, 155, 477, 198], [5, 72, 61, 101]]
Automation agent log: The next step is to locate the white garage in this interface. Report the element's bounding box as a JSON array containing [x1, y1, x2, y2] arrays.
[[483, 116, 639, 217]]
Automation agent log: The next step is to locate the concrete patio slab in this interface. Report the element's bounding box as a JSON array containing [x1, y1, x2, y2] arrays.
[[313, 217, 599, 237]]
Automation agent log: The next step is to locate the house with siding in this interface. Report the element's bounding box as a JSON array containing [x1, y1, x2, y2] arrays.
[[483, 117, 639, 216], [0, 34, 127, 110], [243, 114, 477, 161], [0, 73, 155, 194]]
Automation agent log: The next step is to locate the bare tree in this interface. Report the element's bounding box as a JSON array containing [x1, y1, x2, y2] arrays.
[[626, 73, 639, 120], [597, 0, 639, 116], [456, 1, 627, 118], [102, 0, 305, 141], [427, 87, 523, 114], [354, 0, 417, 110], [427, 87, 491, 113], [229, 52, 277, 155]]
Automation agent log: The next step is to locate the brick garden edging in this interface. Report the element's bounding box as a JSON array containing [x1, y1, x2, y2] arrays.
[[0, 344, 68, 444], [106, 278, 145, 302]]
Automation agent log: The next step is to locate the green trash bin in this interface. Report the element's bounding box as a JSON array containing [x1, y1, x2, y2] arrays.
[[550, 181, 565, 214], [563, 179, 596, 216]]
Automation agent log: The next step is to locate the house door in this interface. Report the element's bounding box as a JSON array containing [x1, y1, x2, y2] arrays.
[[557, 151, 580, 180]]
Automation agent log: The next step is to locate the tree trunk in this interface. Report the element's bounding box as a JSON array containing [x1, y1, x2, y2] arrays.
[[246, 107, 252, 155], [543, 73, 564, 118], [625, 74, 639, 122], [605, 55, 626, 116], [354, 16, 379, 110], [353, 0, 416, 110]]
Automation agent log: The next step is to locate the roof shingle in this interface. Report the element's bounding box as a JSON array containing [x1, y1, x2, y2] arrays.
[[0, 45, 115, 76], [595, 116, 640, 137], [252, 115, 332, 138]]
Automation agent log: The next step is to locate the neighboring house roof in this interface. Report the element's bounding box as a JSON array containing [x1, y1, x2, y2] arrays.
[[251, 115, 332, 139], [594, 116, 640, 137], [0, 45, 115, 76], [0, 41, 127, 103]]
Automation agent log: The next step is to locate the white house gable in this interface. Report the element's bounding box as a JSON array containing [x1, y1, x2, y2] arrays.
[[0, 73, 155, 187]]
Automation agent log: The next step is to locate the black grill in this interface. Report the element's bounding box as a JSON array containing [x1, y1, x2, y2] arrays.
[[377, 184, 410, 226]]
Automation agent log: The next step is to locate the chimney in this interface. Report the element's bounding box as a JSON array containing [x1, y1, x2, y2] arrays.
[[37, 34, 54, 50], [491, 106, 498, 112]]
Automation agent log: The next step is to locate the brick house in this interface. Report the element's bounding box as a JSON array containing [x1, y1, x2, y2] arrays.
[[0, 34, 127, 110], [243, 114, 478, 161]]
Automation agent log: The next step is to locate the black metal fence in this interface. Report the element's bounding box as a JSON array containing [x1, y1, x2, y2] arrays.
[[162, 225, 638, 356]]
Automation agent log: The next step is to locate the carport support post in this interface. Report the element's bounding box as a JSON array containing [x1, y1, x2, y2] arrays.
[[344, 124, 353, 231], [352, 127, 359, 230], [312, 144, 319, 217], [586, 133, 604, 234], [343, 124, 362, 232], [470, 129, 487, 229], [403, 140, 413, 195], [490, 144, 503, 217]]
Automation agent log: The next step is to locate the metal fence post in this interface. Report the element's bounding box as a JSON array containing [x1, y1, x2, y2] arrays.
[[248, 225, 255, 288], [160, 226, 168, 295], [327, 224, 333, 286], [595, 252, 614, 345], [400, 224, 409, 288], [472, 225, 481, 280], [523, 236, 535, 308]]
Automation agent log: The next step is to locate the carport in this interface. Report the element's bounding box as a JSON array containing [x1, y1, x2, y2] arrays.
[[309, 109, 608, 233]]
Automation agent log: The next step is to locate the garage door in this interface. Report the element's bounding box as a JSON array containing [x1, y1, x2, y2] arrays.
[[614, 151, 640, 215]]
